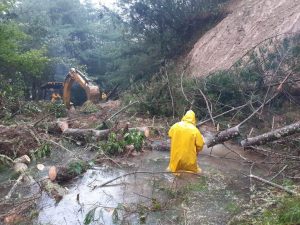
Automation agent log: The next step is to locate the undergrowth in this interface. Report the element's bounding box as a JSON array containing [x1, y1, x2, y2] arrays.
[[101, 130, 145, 155], [230, 195, 300, 225]]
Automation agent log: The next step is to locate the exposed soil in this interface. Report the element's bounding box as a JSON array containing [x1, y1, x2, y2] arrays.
[[187, 0, 300, 77], [0, 125, 39, 158]]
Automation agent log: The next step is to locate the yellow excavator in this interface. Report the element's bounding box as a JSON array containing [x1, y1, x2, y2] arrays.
[[41, 68, 104, 108]]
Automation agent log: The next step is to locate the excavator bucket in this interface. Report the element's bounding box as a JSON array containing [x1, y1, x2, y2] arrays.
[[63, 68, 101, 109]]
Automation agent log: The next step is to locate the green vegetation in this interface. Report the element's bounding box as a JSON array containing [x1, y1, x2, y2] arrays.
[[124, 130, 145, 151], [1, 0, 228, 118], [31, 143, 51, 160], [102, 130, 145, 155], [231, 196, 300, 225], [79, 101, 99, 114], [67, 160, 89, 176], [123, 33, 300, 128], [45, 102, 67, 118]]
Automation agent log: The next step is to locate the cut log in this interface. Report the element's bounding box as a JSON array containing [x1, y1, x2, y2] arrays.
[[13, 155, 31, 165], [13, 163, 28, 174], [241, 121, 300, 147], [250, 174, 298, 195], [48, 166, 57, 181], [150, 140, 171, 151], [63, 128, 110, 142], [62, 127, 149, 142], [48, 160, 89, 184], [206, 126, 240, 148]]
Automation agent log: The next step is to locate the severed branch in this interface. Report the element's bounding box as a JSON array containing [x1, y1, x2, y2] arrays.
[[180, 69, 192, 104], [197, 86, 215, 126], [106, 100, 139, 121], [238, 93, 278, 127], [0, 154, 14, 165], [197, 102, 249, 126], [5, 173, 26, 199], [92, 171, 201, 189], [249, 174, 298, 195], [270, 165, 288, 181], [33, 112, 55, 127], [165, 68, 175, 119], [248, 146, 300, 160], [241, 121, 300, 147]]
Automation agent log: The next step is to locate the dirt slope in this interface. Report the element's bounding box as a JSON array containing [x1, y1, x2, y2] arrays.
[[187, 0, 300, 77]]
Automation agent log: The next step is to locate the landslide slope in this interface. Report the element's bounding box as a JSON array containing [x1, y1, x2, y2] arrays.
[[187, 0, 300, 77]]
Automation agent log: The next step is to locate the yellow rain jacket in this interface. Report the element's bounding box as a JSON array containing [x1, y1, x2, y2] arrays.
[[167, 110, 205, 173]]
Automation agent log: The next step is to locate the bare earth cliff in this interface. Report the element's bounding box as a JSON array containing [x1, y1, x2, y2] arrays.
[[188, 0, 300, 77]]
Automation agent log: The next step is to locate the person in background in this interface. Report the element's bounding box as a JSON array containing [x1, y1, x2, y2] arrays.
[[167, 110, 205, 174], [51, 93, 61, 103]]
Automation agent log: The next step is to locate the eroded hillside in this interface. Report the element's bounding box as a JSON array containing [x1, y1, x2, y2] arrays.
[[188, 0, 300, 76]]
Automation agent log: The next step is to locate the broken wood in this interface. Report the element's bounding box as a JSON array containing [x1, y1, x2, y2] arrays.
[[0, 154, 14, 165], [241, 121, 300, 147], [48, 160, 89, 184], [206, 126, 240, 148], [149, 126, 241, 151], [13, 155, 31, 165], [197, 103, 249, 126], [63, 127, 149, 142], [39, 119, 68, 134], [250, 174, 298, 195], [13, 163, 28, 174], [63, 128, 110, 142], [5, 173, 26, 199]]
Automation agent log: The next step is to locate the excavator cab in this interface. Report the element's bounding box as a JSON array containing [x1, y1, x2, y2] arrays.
[[40, 82, 63, 102]]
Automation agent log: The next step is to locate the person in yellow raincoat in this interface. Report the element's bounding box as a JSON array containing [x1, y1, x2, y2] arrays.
[[167, 110, 205, 173]]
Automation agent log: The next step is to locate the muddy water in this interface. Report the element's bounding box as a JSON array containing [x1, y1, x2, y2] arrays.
[[35, 140, 262, 225]]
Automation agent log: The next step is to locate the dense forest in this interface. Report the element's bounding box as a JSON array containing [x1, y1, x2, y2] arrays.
[[0, 0, 227, 114], [0, 0, 300, 224]]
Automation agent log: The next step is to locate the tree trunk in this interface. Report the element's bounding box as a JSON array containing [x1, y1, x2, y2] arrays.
[[149, 126, 240, 151], [63, 127, 149, 142], [241, 121, 300, 147], [206, 126, 240, 148], [63, 128, 110, 142]]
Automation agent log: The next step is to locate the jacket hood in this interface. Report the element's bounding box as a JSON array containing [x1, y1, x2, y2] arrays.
[[181, 110, 196, 125]]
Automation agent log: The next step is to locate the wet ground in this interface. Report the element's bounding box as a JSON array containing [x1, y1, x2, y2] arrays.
[[35, 141, 264, 225]]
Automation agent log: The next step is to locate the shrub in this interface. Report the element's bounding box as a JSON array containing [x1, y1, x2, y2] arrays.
[[102, 130, 145, 155], [124, 130, 144, 152], [46, 102, 67, 118]]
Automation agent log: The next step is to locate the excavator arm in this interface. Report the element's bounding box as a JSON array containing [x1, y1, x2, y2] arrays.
[[63, 68, 101, 108]]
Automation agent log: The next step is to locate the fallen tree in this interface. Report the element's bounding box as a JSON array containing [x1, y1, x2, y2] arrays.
[[241, 121, 300, 147], [151, 126, 241, 150], [206, 126, 240, 148]]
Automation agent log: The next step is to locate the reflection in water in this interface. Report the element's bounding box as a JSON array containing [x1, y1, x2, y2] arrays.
[[37, 146, 253, 225]]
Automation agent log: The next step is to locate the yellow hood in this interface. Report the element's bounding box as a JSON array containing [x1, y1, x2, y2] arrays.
[[181, 110, 196, 125]]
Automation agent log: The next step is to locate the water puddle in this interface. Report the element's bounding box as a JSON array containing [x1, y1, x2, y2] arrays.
[[36, 144, 257, 225]]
